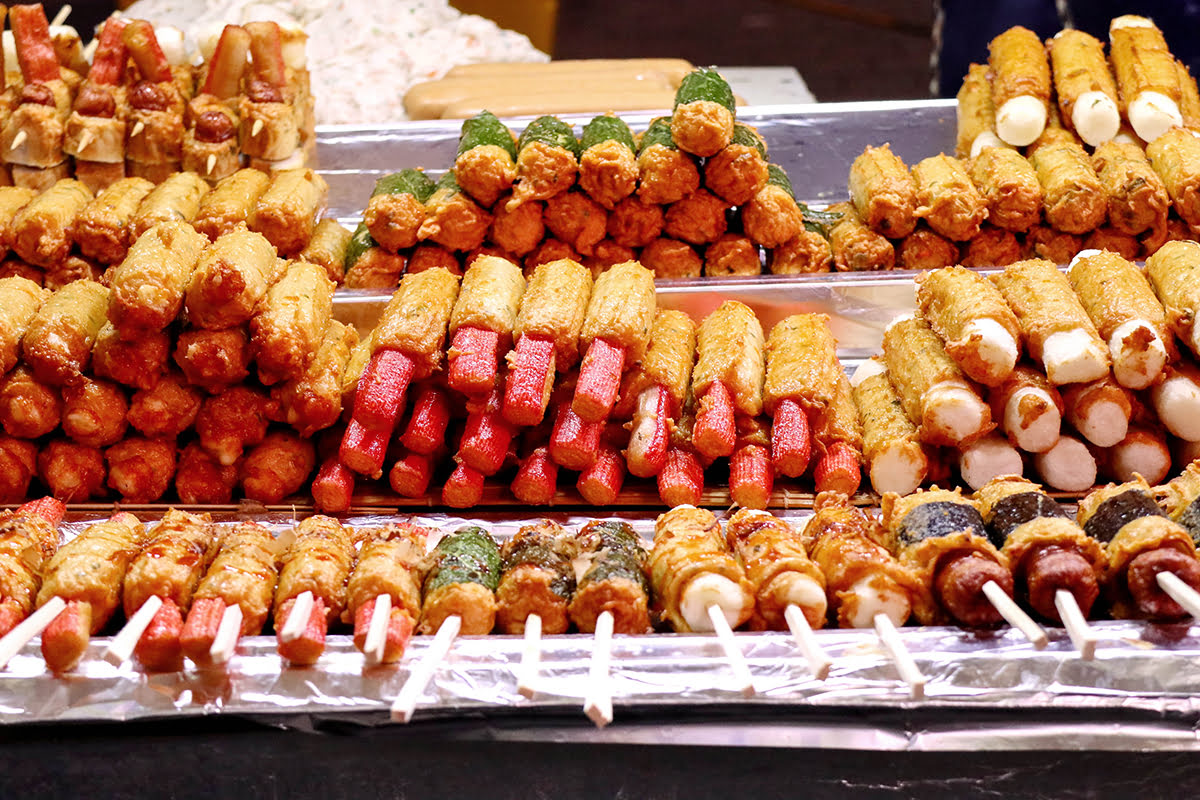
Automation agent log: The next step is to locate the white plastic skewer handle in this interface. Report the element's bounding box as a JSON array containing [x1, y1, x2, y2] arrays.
[[0, 596, 66, 670], [251, 119, 264, 137], [363, 594, 391, 667], [104, 595, 163, 666], [582, 610, 615, 727], [130, 121, 145, 138], [707, 604, 755, 698], [278, 590, 314, 644], [516, 612, 542, 699], [784, 604, 832, 680], [50, 5, 72, 27], [82, 38, 97, 61], [1157, 572, 1200, 620], [391, 614, 461, 723], [1054, 589, 1097, 661], [982, 580, 1048, 649], [9, 130, 26, 152], [208, 603, 244, 666], [874, 612, 925, 699]]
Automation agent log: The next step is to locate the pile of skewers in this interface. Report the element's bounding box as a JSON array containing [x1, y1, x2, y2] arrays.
[[857, 253, 1200, 498], [838, 14, 1200, 272], [6, 474, 1200, 726], [344, 67, 838, 286], [0, 6, 315, 193]]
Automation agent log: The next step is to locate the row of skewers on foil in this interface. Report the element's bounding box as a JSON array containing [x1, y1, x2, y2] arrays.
[[6, 472, 1200, 725], [0, 5, 313, 193]]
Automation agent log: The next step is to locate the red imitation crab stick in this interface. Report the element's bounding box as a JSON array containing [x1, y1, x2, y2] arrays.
[[0, 497, 64, 637], [763, 314, 842, 479], [446, 255, 525, 397], [691, 301, 766, 461], [274, 516, 353, 666], [399, 383, 451, 455]]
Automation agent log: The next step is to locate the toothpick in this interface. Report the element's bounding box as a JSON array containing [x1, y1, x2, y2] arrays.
[[251, 119, 264, 137], [516, 612, 542, 699], [130, 120, 144, 138], [362, 593, 391, 667], [277, 590, 313, 644], [205, 153, 216, 174], [75, 130, 93, 154], [1157, 571, 1200, 620], [208, 603, 243, 666], [707, 604, 755, 698], [50, 5, 71, 27], [874, 612, 925, 699], [1054, 589, 1098, 661], [9, 131, 26, 151]]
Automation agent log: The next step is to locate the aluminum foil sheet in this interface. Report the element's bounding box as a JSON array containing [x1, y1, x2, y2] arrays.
[[5, 509, 1200, 750], [312, 100, 957, 221]]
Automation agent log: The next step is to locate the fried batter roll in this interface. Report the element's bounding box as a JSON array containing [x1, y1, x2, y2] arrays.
[[976, 476, 1107, 623], [704, 122, 767, 206], [1078, 477, 1200, 620], [38, 439, 105, 501], [956, 63, 1005, 158], [452, 111, 517, 208], [172, 327, 249, 393], [0, 500, 63, 634], [992, 259, 1111, 385], [986, 364, 1062, 454], [670, 67, 735, 157], [508, 115, 579, 210], [1091, 140, 1169, 236], [240, 430, 315, 503], [917, 265, 1023, 387], [299, 219, 351, 284], [107, 220, 208, 334], [371, 266, 461, 379], [726, 509, 826, 630], [989, 26, 1052, 146], [568, 520, 652, 634], [761, 313, 841, 478], [193, 168, 272, 241], [494, 521, 579, 635], [827, 201, 894, 271], [1143, 241, 1200, 357], [1109, 15, 1184, 142], [897, 226, 958, 271], [1146, 127, 1200, 231], [70, 177, 155, 265], [249, 260, 335, 384], [0, 187, 37, 259], [1160, 460, 1200, 544], [129, 172, 209, 240], [1027, 127, 1108, 235], [849, 143, 918, 238], [1022, 223, 1083, 264], [419, 525, 501, 636], [1049, 29, 1121, 147], [882, 315, 993, 447], [445, 255, 525, 396], [345, 523, 427, 663], [806, 492, 923, 628], [185, 228, 286, 330], [175, 441, 238, 505], [0, 437, 37, 503], [1067, 249, 1173, 390], [743, 164, 804, 249], [274, 515, 355, 665], [417, 170, 491, 252], [37, 513, 146, 673], [636, 116, 699, 205], [577, 114, 638, 211], [362, 169, 434, 253], [21, 278, 108, 386], [769, 229, 832, 274], [122, 510, 220, 671], [881, 488, 1012, 626], [0, 365, 60, 439], [0, 275, 47, 375], [181, 521, 279, 665], [967, 146, 1041, 233], [649, 506, 755, 632], [960, 226, 1021, 268], [640, 237, 702, 278], [851, 358, 929, 496], [691, 299, 765, 458], [1178, 60, 1200, 132], [10, 179, 92, 267], [251, 167, 328, 255], [273, 320, 357, 437]]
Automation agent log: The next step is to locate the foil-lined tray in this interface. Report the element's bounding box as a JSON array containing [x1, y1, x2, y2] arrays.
[[5, 509, 1200, 751]]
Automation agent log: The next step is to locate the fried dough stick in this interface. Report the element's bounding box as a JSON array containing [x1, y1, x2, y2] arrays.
[[446, 254, 524, 397], [977, 476, 1106, 623], [0, 497, 63, 636], [989, 25, 1051, 146], [38, 513, 145, 673], [916, 265, 1022, 387], [650, 506, 754, 632], [1049, 29, 1121, 147], [64, 17, 128, 193], [274, 516, 354, 665], [122, 20, 185, 181], [184, 24, 249, 183]]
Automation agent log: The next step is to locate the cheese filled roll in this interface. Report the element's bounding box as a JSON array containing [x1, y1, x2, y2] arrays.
[[989, 26, 1052, 146], [916, 265, 1022, 387], [1109, 15, 1184, 143], [1049, 29, 1121, 147], [848, 143, 918, 238], [956, 63, 1005, 158]]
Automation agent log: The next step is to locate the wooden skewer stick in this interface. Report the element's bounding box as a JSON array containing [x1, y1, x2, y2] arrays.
[[50, 5, 71, 27], [208, 603, 244, 666], [1157, 572, 1200, 621], [0, 596, 66, 670], [874, 612, 925, 700], [362, 594, 391, 667], [516, 612, 542, 699], [982, 580, 1048, 649], [1054, 589, 1098, 661], [278, 590, 314, 644], [9, 131, 27, 152], [391, 614, 461, 723], [783, 604, 832, 680], [582, 610, 614, 728], [706, 604, 755, 698], [104, 595, 163, 666]]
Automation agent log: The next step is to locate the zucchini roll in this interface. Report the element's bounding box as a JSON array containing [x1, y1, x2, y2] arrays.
[[636, 117, 699, 205], [578, 114, 638, 210], [419, 525, 501, 635], [453, 111, 517, 208], [496, 521, 579, 635], [568, 520, 652, 634], [670, 67, 735, 157], [508, 115, 580, 210], [704, 122, 768, 206]]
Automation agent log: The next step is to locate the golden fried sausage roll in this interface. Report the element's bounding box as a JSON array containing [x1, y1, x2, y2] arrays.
[[512, 258, 592, 370], [173, 327, 250, 393], [692, 300, 765, 418], [956, 63, 1005, 158], [883, 315, 994, 447], [849, 143, 918, 238], [1068, 249, 1172, 389], [986, 364, 1062, 454], [22, 278, 109, 386], [105, 436, 177, 503], [897, 226, 958, 271], [185, 228, 286, 330], [1143, 241, 1200, 357], [92, 322, 169, 391], [1146, 127, 1200, 230], [10, 179, 92, 267], [1091, 140, 1170, 236], [62, 377, 128, 447], [640, 237, 702, 278], [126, 371, 202, 438], [69, 177, 155, 264], [0, 366, 61, 439], [251, 167, 328, 255], [649, 506, 754, 632], [249, 260, 335, 384], [130, 172, 209, 239], [1049, 29, 1121, 146], [912, 154, 988, 241], [240, 430, 315, 503], [727, 509, 826, 630], [193, 168, 271, 241], [274, 320, 357, 437], [968, 146, 1042, 232], [960, 226, 1022, 268], [107, 220, 208, 333], [298, 218, 350, 284], [175, 442, 238, 505], [449, 254, 525, 352], [993, 258, 1111, 385], [1109, 15, 1184, 142], [989, 26, 1052, 146], [345, 524, 426, 652], [827, 201, 894, 271], [769, 229, 832, 274], [0, 276, 48, 375], [916, 265, 1022, 387], [1027, 126, 1108, 235]]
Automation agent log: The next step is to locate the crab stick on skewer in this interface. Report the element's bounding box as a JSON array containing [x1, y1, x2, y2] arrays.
[[346, 523, 427, 665], [184, 24, 249, 183], [762, 313, 841, 479], [0, 497, 63, 638], [987, 364, 1062, 454], [275, 516, 354, 665], [691, 300, 765, 460], [618, 309, 696, 479]]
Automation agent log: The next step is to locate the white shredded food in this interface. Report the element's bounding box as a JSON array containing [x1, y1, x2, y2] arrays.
[[122, 0, 549, 124]]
